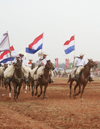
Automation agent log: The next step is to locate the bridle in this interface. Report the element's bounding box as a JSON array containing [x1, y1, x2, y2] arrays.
[[42, 62, 54, 82], [81, 61, 97, 82]]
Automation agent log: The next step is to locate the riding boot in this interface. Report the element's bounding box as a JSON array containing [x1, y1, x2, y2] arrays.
[[72, 75, 79, 81], [34, 65, 41, 74], [24, 77, 28, 84], [37, 78, 40, 84], [49, 78, 54, 83], [89, 76, 94, 82], [6, 77, 11, 84]]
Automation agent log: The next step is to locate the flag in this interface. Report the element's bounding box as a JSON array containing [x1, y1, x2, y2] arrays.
[[63, 35, 75, 54], [26, 33, 43, 54], [0, 33, 10, 52], [55, 58, 58, 67], [65, 59, 69, 68], [0, 46, 16, 63]]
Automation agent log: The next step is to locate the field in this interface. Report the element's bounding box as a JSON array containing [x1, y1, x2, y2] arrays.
[[0, 77, 100, 129]]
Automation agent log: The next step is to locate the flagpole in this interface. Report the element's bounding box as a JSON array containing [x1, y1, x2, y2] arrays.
[[41, 32, 44, 55], [7, 31, 12, 64], [73, 34, 75, 68]]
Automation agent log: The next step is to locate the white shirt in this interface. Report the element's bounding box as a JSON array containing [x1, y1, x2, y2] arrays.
[[36, 56, 47, 65], [12, 55, 27, 66], [22, 56, 27, 66], [75, 57, 87, 67]]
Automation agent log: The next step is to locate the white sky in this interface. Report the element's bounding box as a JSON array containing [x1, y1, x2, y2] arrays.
[[0, 0, 100, 64]]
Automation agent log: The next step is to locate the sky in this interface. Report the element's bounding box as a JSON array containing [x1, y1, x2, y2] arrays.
[[0, 0, 100, 64]]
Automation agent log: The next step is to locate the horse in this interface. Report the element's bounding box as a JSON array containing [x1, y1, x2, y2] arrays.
[[32, 60, 54, 99], [67, 59, 97, 99], [0, 66, 5, 87], [27, 63, 36, 91], [11, 57, 24, 100]]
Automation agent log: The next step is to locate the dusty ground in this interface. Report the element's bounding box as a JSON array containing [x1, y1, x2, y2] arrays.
[[0, 77, 100, 129]]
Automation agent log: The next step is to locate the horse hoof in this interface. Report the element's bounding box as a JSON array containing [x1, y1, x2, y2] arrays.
[[73, 95, 76, 99], [35, 93, 37, 96], [68, 94, 71, 98], [38, 95, 40, 97], [32, 92, 34, 96], [81, 98, 84, 100]]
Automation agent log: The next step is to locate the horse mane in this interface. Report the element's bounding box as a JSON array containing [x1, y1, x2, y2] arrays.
[[84, 64, 87, 68], [47, 60, 50, 62]]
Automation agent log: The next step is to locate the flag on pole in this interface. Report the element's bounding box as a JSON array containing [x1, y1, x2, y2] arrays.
[[0, 46, 17, 63], [63, 35, 75, 54], [55, 58, 58, 67], [26, 33, 43, 54], [65, 59, 69, 68], [0, 33, 10, 52]]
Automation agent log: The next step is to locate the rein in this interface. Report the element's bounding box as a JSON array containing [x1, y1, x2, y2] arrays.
[[82, 72, 90, 82]]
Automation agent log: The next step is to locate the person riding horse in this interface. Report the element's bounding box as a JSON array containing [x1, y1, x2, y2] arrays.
[[4, 51, 28, 84], [73, 53, 94, 82], [36, 52, 54, 83]]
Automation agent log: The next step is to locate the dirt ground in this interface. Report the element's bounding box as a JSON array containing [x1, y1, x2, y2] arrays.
[[0, 77, 100, 129]]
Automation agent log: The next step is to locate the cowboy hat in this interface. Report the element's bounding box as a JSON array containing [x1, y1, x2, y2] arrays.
[[43, 52, 48, 56], [29, 59, 33, 61], [80, 53, 85, 56], [19, 51, 26, 56]]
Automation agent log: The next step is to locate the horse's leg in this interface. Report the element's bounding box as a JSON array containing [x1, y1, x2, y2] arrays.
[[38, 84, 42, 97], [73, 83, 79, 98], [2, 77, 4, 87], [28, 82, 30, 91], [74, 84, 81, 98], [26, 80, 30, 91], [16, 85, 21, 99], [33, 81, 36, 89], [69, 81, 73, 97], [8, 82, 12, 98], [23, 82, 25, 90], [31, 81, 34, 96], [0, 78, 1, 87], [80, 84, 86, 99], [35, 82, 39, 96], [13, 84, 17, 100], [74, 85, 81, 96], [43, 84, 48, 99]]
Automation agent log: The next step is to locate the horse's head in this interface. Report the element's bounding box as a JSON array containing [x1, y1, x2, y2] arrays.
[[14, 57, 22, 69], [88, 59, 98, 68], [45, 60, 54, 70]]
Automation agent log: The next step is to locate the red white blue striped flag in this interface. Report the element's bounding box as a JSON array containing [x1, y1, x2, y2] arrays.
[[63, 35, 75, 54]]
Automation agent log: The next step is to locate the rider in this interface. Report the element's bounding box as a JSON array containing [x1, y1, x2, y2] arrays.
[[19, 51, 27, 66], [18, 51, 29, 83], [4, 51, 28, 84], [36, 52, 54, 83], [73, 53, 94, 82], [27, 59, 33, 68]]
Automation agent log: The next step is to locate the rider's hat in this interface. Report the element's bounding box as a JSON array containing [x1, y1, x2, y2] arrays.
[[29, 59, 33, 61], [43, 52, 48, 56], [19, 51, 26, 56], [80, 53, 85, 56]]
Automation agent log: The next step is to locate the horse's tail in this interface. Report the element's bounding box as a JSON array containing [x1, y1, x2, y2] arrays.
[[67, 74, 71, 83]]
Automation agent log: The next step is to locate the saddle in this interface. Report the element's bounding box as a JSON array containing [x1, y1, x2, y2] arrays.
[[34, 65, 41, 74]]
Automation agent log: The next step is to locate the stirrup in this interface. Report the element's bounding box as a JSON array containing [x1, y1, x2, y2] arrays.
[[72, 75, 79, 81], [89, 77, 94, 82], [49, 79, 54, 83]]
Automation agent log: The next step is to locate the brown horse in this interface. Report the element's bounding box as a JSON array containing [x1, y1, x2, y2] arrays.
[[68, 59, 97, 99], [32, 60, 54, 99], [11, 57, 24, 100]]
